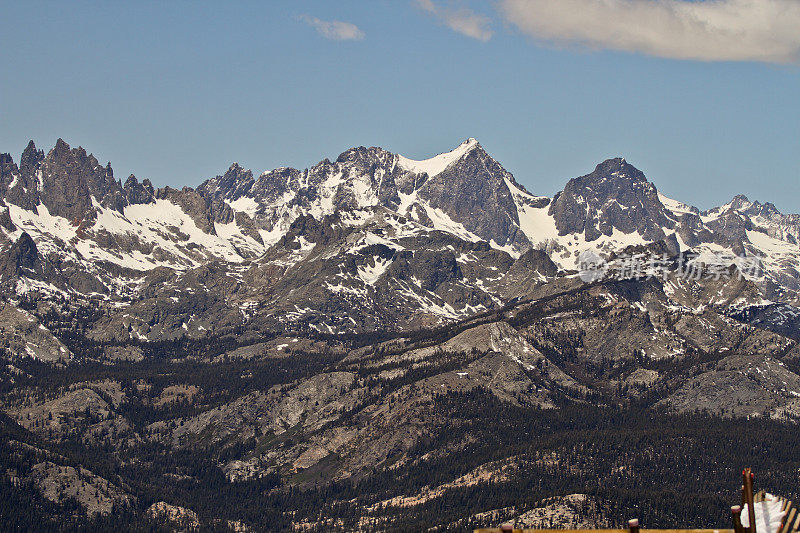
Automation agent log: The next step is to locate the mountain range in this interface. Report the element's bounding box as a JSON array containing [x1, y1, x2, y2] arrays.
[[1, 138, 799, 530], [1, 137, 798, 347]]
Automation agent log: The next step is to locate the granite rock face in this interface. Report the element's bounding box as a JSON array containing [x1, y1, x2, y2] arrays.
[[415, 142, 530, 249], [0, 301, 71, 362], [122, 175, 155, 205], [28, 461, 134, 516], [2, 232, 38, 277], [549, 157, 672, 242], [0, 203, 14, 232], [38, 139, 124, 221], [659, 354, 800, 419]]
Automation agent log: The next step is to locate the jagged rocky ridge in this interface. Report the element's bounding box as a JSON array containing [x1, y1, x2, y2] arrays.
[[0, 137, 798, 347]]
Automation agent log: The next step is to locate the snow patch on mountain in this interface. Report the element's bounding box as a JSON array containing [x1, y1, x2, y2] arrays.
[[421, 203, 482, 242], [397, 138, 478, 178], [357, 257, 392, 285], [214, 220, 265, 257], [351, 170, 379, 208], [396, 190, 419, 217], [516, 203, 560, 245], [350, 231, 404, 253], [227, 197, 259, 218], [658, 193, 696, 217], [9, 203, 77, 247]]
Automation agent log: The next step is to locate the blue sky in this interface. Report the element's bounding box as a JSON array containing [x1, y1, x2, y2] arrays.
[[1, 0, 798, 211]]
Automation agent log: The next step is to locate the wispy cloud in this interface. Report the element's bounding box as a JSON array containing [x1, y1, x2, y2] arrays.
[[498, 0, 800, 64], [299, 15, 365, 41], [417, 0, 493, 42]]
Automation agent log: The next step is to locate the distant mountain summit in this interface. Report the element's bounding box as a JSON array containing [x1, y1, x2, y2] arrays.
[[197, 137, 532, 251], [549, 157, 672, 242]]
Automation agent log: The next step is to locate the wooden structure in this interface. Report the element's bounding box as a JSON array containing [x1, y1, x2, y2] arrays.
[[732, 468, 799, 533], [475, 526, 734, 533], [477, 469, 799, 533]]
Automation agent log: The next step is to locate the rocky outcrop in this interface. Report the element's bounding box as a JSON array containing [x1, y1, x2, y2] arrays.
[[512, 494, 606, 529], [20, 140, 45, 180], [2, 141, 41, 211], [155, 186, 216, 234], [659, 354, 800, 420], [122, 174, 155, 205], [0, 302, 71, 362], [0, 202, 14, 232], [146, 502, 201, 530], [38, 139, 125, 221], [549, 157, 671, 242], [512, 247, 559, 277], [29, 461, 134, 516], [197, 162, 255, 202], [0, 153, 19, 197], [0, 232, 38, 283]]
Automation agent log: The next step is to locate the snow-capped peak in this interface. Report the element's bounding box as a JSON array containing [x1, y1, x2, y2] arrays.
[[396, 138, 479, 178]]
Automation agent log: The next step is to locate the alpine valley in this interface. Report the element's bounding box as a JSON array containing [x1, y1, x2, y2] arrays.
[[1, 138, 799, 531]]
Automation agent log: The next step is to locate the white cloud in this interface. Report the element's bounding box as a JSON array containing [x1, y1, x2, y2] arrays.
[[417, 0, 493, 42], [299, 15, 365, 41], [498, 0, 800, 63]]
